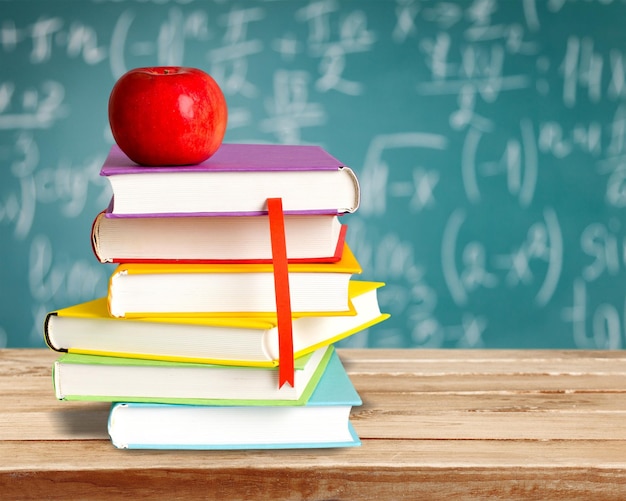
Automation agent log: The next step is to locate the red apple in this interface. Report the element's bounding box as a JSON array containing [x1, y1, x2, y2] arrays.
[[108, 66, 228, 166]]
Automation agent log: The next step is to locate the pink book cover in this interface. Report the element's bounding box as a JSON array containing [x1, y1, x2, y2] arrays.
[[100, 143, 345, 176], [100, 143, 359, 218]]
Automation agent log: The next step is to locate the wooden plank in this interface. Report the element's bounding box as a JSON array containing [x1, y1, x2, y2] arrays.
[[338, 348, 626, 362], [7, 390, 623, 415], [2, 466, 626, 501], [15, 373, 626, 395], [0, 395, 626, 440], [5, 402, 626, 442], [359, 391, 626, 412], [2, 439, 626, 472], [350, 373, 626, 392], [6, 348, 626, 380], [0, 348, 55, 371], [8, 372, 626, 398], [5, 389, 626, 442], [1, 440, 626, 500], [4, 407, 626, 442], [7, 350, 626, 396], [352, 411, 626, 440], [0, 406, 111, 440], [341, 356, 626, 375]]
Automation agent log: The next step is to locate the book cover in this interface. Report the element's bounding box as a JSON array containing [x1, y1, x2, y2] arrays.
[[91, 206, 347, 264], [53, 345, 333, 406], [45, 281, 389, 367], [100, 143, 360, 217], [107, 243, 362, 318], [107, 350, 361, 450]]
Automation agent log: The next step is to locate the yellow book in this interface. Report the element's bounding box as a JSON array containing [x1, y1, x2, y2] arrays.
[[107, 243, 362, 318], [45, 281, 388, 367]]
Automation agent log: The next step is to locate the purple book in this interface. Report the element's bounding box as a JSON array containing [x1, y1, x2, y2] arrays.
[[100, 143, 360, 218]]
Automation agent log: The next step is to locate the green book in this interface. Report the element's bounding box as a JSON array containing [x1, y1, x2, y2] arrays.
[[54, 346, 333, 406]]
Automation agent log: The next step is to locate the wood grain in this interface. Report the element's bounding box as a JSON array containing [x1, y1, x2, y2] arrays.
[[3, 348, 626, 500]]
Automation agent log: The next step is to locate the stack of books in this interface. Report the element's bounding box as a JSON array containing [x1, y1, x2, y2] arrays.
[[44, 143, 389, 450]]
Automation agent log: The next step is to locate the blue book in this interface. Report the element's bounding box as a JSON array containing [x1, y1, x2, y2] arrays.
[[107, 351, 361, 450]]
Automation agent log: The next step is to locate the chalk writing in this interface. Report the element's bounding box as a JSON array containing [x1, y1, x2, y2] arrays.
[[442, 207, 562, 308], [0, 16, 106, 64], [260, 70, 327, 143], [0, 80, 67, 129], [27, 234, 110, 345], [580, 220, 625, 282], [461, 120, 538, 207], [360, 132, 448, 216], [1, 0, 626, 351], [0, 134, 109, 239], [562, 279, 625, 350]]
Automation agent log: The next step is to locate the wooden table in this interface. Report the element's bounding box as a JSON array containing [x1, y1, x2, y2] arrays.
[[2, 348, 626, 500]]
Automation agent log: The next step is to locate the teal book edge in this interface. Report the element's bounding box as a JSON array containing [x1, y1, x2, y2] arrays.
[[108, 350, 361, 449]]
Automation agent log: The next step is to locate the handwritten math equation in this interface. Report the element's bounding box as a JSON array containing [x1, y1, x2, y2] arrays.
[[1, 0, 625, 349]]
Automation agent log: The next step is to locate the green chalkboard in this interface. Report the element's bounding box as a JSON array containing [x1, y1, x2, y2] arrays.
[[1, 0, 625, 350]]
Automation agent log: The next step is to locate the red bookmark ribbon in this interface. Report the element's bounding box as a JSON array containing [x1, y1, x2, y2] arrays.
[[267, 198, 295, 388]]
